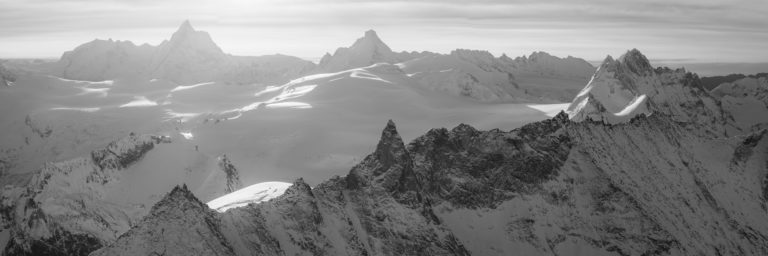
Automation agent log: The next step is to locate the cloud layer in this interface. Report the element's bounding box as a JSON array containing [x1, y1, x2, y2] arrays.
[[0, 0, 766, 62]]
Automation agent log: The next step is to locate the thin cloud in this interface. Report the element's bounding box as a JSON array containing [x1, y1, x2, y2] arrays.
[[0, 0, 766, 62]]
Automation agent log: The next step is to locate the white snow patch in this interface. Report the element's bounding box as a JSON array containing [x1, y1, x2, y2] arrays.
[[206, 182, 292, 212], [119, 96, 158, 108], [170, 82, 215, 92], [180, 132, 194, 140], [50, 107, 101, 112], [77, 87, 110, 97], [265, 102, 312, 109]]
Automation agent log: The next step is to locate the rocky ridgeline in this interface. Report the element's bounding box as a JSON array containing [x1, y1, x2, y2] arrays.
[[93, 104, 768, 255]]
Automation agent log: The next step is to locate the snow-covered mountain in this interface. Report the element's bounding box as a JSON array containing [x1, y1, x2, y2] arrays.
[[508, 51, 595, 80], [565, 49, 745, 134], [0, 133, 246, 255], [700, 73, 768, 91], [51, 21, 315, 85], [711, 76, 768, 131], [315, 30, 591, 102], [82, 49, 768, 256]]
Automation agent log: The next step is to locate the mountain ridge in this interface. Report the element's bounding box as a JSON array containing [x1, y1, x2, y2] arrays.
[[51, 21, 315, 85]]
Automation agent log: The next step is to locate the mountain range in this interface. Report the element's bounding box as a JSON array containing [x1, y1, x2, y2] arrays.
[[1, 46, 767, 255], [47, 21, 595, 102], [1, 20, 768, 256]]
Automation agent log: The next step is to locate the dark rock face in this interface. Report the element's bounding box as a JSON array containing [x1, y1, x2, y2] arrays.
[[346, 120, 419, 196], [218, 155, 243, 194], [409, 113, 571, 208], [90, 134, 164, 170], [4, 225, 101, 256], [733, 129, 767, 163], [2, 195, 102, 256]]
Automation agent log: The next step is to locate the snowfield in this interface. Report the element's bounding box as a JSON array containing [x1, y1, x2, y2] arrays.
[[207, 182, 293, 212]]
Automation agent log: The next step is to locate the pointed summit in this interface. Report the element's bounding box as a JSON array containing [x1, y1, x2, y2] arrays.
[[616, 48, 653, 75], [349, 29, 393, 55], [92, 184, 236, 256], [316, 29, 400, 72], [178, 20, 194, 32], [346, 119, 416, 192], [169, 20, 202, 42]]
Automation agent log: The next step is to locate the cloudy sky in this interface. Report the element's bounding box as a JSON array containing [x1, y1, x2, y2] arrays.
[[1, 0, 767, 63]]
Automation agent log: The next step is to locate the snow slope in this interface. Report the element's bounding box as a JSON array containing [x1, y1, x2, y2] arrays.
[[0, 61, 564, 189], [50, 21, 315, 85], [711, 76, 768, 131], [399, 49, 530, 102]]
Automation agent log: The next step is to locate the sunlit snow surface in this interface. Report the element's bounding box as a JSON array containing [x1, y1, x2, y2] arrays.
[[119, 96, 159, 108], [179, 132, 194, 140], [0, 67, 571, 185], [206, 182, 292, 212]]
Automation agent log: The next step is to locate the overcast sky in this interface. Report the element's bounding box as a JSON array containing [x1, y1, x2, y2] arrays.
[[1, 0, 766, 63]]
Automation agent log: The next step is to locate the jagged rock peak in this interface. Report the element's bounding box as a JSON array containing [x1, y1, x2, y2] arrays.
[[451, 123, 478, 136], [283, 178, 313, 197], [375, 119, 406, 160], [346, 120, 415, 190], [150, 184, 207, 214], [609, 48, 654, 75]]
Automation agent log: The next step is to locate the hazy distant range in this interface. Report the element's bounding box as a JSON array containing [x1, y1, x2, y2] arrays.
[[8, 57, 767, 78], [583, 60, 767, 77]]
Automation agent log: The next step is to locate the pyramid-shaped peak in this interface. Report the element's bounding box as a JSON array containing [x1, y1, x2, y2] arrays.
[[176, 20, 195, 33], [374, 119, 406, 165], [381, 120, 399, 140], [351, 29, 391, 51]]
